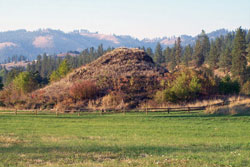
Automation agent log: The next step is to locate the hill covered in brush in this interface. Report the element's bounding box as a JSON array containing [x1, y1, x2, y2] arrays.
[[25, 48, 168, 109]]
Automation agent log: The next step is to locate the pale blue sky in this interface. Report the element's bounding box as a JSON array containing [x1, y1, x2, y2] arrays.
[[0, 0, 249, 39]]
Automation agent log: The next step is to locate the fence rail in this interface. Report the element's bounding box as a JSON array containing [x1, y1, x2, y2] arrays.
[[0, 101, 227, 116]]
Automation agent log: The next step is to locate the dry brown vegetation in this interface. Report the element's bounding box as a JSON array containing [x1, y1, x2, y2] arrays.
[[205, 96, 250, 115], [69, 80, 98, 101], [16, 48, 168, 110]]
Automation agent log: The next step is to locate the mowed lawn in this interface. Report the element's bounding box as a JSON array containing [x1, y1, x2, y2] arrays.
[[0, 111, 250, 167]]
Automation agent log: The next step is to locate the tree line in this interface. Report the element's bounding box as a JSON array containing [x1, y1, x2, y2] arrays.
[[146, 27, 250, 85], [0, 27, 249, 96]]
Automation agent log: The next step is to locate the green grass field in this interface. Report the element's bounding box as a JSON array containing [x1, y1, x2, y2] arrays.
[[0, 111, 250, 167]]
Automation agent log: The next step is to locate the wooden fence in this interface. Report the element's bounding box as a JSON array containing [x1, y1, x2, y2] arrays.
[[0, 101, 227, 116]]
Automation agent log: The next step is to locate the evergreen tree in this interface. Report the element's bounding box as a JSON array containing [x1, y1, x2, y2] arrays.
[[50, 71, 61, 82], [231, 27, 247, 84], [36, 55, 42, 72], [58, 59, 71, 77], [215, 37, 223, 55], [146, 47, 153, 58], [175, 37, 182, 68], [169, 45, 176, 71], [154, 42, 163, 64], [219, 47, 232, 72], [97, 44, 104, 57], [246, 43, 250, 62], [200, 30, 210, 61], [5, 67, 25, 85], [164, 47, 171, 64], [183, 45, 192, 67], [13, 71, 40, 94], [41, 54, 48, 78], [0, 77, 3, 90], [208, 41, 219, 69], [193, 39, 204, 67], [224, 33, 234, 48]]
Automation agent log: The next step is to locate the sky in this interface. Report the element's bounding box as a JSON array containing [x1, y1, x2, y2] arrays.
[[0, 0, 249, 39]]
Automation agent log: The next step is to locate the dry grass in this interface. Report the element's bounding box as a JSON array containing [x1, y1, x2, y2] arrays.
[[205, 97, 250, 115], [0, 134, 23, 147], [140, 98, 224, 109]]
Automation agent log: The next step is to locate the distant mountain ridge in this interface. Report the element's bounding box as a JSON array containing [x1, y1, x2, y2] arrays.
[[0, 28, 230, 62]]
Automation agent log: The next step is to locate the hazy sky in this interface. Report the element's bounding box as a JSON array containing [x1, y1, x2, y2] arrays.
[[0, 0, 249, 39]]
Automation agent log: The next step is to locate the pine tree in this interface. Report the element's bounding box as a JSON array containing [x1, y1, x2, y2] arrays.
[[169, 45, 176, 71], [200, 30, 210, 61], [219, 47, 232, 72], [215, 37, 223, 55], [224, 33, 234, 48], [97, 44, 104, 57], [208, 41, 219, 69], [41, 54, 48, 78], [154, 42, 163, 64], [231, 27, 247, 84], [175, 37, 182, 68], [58, 59, 71, 77], [246, 43, 250, 62], [193, 39, 204, 67], [35, 55, 42, 72], [146, 47, 153, 58], [0, 77, 3, 90], [164, 47, 171, 64], [183, 45, 192, 67]]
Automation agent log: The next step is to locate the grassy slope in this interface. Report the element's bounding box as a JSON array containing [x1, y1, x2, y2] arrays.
[[0, 111, 250, 167]]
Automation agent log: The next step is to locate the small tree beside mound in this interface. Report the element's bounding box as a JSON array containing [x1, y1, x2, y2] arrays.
[[155, 70, 202, 103], [218, 75, 240, 95]]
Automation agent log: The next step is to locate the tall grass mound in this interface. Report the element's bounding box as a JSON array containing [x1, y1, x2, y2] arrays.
[[205, 97, 250, 115], [25, 48, 168, 110]]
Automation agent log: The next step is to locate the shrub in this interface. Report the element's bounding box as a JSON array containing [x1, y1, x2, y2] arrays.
[[69, 80, 98, 101], [0, 83, 26, 107], [158, 70, 201, 103], [49, 71, 61, 82], [13, 71, 40, 94], [241, 81, 250, 95], [218, 75, 240, 95], [101, 91, 126, 109], [50, 59, 71, 82], [163, 89, 178, 103], [154, 90, 167, 103]]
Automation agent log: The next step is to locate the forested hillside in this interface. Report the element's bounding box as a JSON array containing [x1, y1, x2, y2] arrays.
[[0, 27, 249, 109]]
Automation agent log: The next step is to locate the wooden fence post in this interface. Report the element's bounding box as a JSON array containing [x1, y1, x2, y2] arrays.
[[167, 108, 170, 114], [15, 109, 17, 115], [78, 111, 80, 116], [35, 110, 38, 115], [146, 107, 148, 115], [188, 107, 190, 113], [56, 109, 58, 117]]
